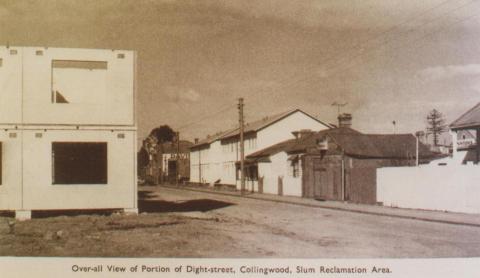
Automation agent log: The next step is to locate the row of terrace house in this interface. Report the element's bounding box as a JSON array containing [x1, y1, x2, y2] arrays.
[[189, 109, 331, 189]]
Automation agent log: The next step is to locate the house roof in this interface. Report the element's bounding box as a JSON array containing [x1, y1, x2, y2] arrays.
[[191, 109, 330, 149], [247, 127, 436, 160], [450, 102, 480, 130], [190, 127, 237, 149], [220, 109, 331, 141], [247, 127, 359, 159], [327, 133, 434, 159]]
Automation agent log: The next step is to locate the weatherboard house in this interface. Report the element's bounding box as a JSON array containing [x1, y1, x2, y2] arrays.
[[0, 46, 137, 220], [189, 109, 331, 190]]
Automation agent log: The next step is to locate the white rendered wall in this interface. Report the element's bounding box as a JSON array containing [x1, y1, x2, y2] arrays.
[[377, 165, 480, 214], [256, 152, 302, 197], [256, 111, 329, 150]]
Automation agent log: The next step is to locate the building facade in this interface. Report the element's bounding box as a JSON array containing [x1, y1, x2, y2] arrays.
[[0, 46, 137, 219], [189, 109, 331, 190], [246, 115, 436, 204]]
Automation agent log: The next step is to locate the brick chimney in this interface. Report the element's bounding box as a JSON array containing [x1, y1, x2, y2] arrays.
[[338, 113, 352, 128], [194, 138, 199, 144]]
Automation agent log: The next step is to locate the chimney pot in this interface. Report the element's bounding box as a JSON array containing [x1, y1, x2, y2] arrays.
[[338, 113, 352, 128]]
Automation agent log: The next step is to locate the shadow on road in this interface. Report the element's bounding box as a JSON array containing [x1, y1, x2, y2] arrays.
[[139, 199, 235, 213]]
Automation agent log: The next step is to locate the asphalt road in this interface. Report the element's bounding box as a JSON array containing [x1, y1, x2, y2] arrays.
[[141, 186, 480, 258]]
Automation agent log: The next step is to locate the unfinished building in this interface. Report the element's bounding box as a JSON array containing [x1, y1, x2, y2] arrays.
[[0, 46, 137, 220]]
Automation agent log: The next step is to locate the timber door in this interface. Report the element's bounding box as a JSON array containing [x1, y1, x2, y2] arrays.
[[313, 167, 327, 199]]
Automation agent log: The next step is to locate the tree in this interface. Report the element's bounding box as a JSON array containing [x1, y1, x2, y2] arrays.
[[426, 109, 447, 146], [149, 125, 176, 143], [147, 125, 177, 184]]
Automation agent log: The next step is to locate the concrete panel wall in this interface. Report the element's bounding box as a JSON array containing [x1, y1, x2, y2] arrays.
[[377, 165, 480, 214], [18, 129, 136, 210], [0, 129, 23, 209], [0, 46, 134, 126], [0, 48, 22, 124]]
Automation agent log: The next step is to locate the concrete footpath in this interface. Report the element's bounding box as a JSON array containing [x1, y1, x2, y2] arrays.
[[156, 184, 480, 228]]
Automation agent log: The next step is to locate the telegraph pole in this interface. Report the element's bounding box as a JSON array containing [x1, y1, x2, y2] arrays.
[[176, 131, 180, 185], [238, 98, 245, 194]]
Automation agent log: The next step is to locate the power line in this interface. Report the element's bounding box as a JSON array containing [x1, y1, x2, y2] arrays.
[[176, 103, 236, 131], [248, 0, 476, 104]]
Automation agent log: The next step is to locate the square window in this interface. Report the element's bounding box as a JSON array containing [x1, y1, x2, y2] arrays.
[[52, 142, 107, 184], [117, 53, 125, 59], [9, 49, 17, 55], [51, 60, 108, 104]]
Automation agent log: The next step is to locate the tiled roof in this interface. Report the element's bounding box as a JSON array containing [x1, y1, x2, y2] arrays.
[[450, 102, 480, 130], [247, 127, 436, 160]]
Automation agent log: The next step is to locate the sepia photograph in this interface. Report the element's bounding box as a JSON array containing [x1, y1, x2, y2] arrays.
[[0, 0, 480, 277]]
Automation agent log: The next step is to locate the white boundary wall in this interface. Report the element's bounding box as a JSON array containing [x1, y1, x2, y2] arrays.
[[377, 165, 480, 214]]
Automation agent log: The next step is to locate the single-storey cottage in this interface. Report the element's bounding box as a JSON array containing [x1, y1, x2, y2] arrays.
[[246, 114, 436, 204]]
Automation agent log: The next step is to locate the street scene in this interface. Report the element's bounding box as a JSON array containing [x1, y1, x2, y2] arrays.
[[0, 0, 480, 265], [2, 185, 480, 258]]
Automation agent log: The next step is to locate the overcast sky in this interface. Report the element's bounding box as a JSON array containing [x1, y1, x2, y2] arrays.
[[1, 0, 480, 144]]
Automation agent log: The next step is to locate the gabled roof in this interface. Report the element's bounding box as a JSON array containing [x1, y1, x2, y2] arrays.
[[450, 102, 480, 130], [191, 127, 237, 149], [191, 109, 330, 149], [220, 109, 331, 141]]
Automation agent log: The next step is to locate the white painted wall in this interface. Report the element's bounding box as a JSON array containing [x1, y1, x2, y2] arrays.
[[190, 110, 328, 186], [377, 165, 480, 214], [257, 152, 302, 196], [256, 111, 328, 150]]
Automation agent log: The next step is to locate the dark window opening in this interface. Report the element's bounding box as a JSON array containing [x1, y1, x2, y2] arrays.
[[52, 142, 107, 184], [54, 91, 69, 103], [245, 165, 258, 181], [292, 160, 300, 177]]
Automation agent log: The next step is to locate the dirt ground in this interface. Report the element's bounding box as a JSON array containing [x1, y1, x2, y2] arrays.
[[1, 185, 480, 257]]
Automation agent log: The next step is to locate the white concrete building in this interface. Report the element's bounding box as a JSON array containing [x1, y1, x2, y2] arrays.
[[190, 109, 330, 190], [0, 46, 137, 220]]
